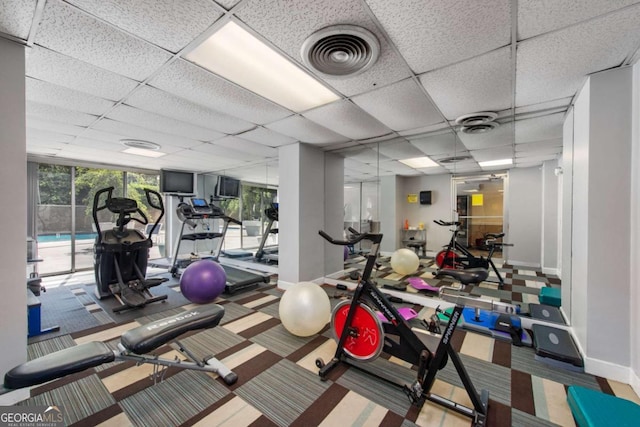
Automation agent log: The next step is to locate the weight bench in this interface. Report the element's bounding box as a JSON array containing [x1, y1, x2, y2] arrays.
[[3, 304, 237, 390], [567, 385, 640, 427]]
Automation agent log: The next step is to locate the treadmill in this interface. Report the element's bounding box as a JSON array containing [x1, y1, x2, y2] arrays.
[[176, 198, 269, 294], [255, 203, 279, 264]]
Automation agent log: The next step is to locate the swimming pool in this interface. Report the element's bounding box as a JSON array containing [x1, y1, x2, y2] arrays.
[[38, 233, 97, 243]]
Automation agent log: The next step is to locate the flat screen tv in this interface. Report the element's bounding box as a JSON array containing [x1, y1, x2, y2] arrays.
[[160, 169, 195, 194], [216, 175, 240, 199]]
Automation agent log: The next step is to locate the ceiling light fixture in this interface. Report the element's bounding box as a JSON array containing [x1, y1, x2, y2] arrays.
[[185, 21, 340, 112], [121, 139, 161, 150], [460, 122, 500, 134], [439, 155, 472, 164], [399, 156, 439, 168], [455, 112, 498, 126], [479, 158, 513, 167]]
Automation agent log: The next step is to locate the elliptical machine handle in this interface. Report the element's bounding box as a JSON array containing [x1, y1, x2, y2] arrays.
[[144, 189, 165, 242], [92, 187, 115, 244]]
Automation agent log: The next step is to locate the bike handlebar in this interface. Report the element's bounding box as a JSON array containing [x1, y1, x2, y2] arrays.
[[434, 220, 461, 227], [318, 228, 382, 245]]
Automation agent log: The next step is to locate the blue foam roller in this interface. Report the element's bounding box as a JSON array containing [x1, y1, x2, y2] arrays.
[[567, 385, 640, 427]]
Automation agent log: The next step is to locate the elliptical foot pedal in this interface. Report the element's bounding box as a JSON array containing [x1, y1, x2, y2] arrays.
[[119, 286, 148, 308]]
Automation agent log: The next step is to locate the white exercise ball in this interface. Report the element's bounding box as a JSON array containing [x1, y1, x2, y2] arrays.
[[391, 248, 420, 275], [279, 282, 331, 337]]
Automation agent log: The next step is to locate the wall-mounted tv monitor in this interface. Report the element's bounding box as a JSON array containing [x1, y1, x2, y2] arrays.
[[160, 169, 195, 194], [215, 175, 240, 199]]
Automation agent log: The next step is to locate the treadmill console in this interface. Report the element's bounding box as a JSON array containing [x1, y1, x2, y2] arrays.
[[190, 198, 213, 215]]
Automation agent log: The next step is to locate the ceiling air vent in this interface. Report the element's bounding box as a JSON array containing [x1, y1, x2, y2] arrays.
[[439, 155, 472, 164], [455, 112, 498, 126], [121, 139, 161, 150], [460, 122, 500, 134], [301, 25, 380, 78]]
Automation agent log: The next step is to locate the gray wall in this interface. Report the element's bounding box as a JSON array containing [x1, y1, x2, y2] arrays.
[[631, 61, 640, 393], [561, 109, 575, 319], [0, 38, 27, 387], [506, 167, 542, 266], [379, 175, 400, 253]]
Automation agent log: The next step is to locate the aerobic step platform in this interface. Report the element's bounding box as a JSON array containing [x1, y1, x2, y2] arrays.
[[567, 385, 640, 427], [538, 286, 561, 307]]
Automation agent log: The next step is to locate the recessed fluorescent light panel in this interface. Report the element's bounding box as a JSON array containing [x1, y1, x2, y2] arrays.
[[122, 147, 166, 158], [479, 158, 512, 167], [185, 21, 340, 112], [399, 156, 439, 168]]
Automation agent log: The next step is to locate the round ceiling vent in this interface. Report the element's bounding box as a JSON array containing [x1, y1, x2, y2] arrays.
[[121, 139, 161, 150], [301, 25, 380, 78], [460, 122, 500, 134], [455, 112, 498, 126], [439, 155, 473, 164]]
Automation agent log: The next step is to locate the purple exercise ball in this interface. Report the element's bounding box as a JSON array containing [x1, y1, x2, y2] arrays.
[[180, 260, 226, 304]]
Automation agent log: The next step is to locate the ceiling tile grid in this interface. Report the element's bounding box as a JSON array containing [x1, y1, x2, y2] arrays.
[[26, 101, 98, 127], [90, 118, 204, 149], [303, 100, 392, 140], [35, 0, 172, 81], [236, 126, 297, 147], [0, 0, 37, 39], [364, 0, 511, 73], [66, 0, 224, 53], [26, 78, 115, 116], [265, 115, 350, 144], [149, 59, 292, 125], [212, 135, 279, 158]]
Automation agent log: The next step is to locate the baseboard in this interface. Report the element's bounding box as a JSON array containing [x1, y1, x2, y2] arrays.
[[584, 357, 633, 384], [0, 388, 29, 405], [631, 370, 640, 397], [542, 267, 559, 276], [505, 260, 541, 268]]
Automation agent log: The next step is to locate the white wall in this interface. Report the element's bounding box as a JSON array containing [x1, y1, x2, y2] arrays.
[[0, 38, 27, 388], [323, 152, 344, 275], [570, 67, 633, 376], [401, 174, 454, 253], [561, 108, 575, 319], [541, 160, 559, 274], [631, 61, 640, 394], [505, 167, 542, 266]]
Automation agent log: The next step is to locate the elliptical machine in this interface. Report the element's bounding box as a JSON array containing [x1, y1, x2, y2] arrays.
[[93, 187, 168, 313], [254, 202, 278, 263]]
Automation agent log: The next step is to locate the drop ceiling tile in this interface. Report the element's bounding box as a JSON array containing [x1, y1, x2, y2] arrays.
[[150, 59, 292, 125], [376, 140, 425, 160], [515, 97, 572, 115], [352, 79, 443, 131], [67, 0, 223, 53], [445, 163, 482, 174], [515, 153, 559, 163], [190, 142, 264, 162], [0, 0, 37, 39], [26, 78, 114, 116], [27, 128, 76, 143], [212, 136, 279, 158], [90, 118, 203, 149], [344, 159, 381, 175], [430, 150, 471, 161], [378, 160, 421, 175], [303, 100, 391, 140], [125, 86, 254, 134], [236, 127, 297, 147], [515, 113, 564, 144], [518, 0, 640, 39], [516, 138, 563, 152], [236, 0, 410, 96], [365, 0, 511, 73], [265, 115, 350, 144], [399, 122, 450, 137], [27, 46, 139, 101], [419, 166, 450, 175], [27, 117, 86, 136], [516, 6, 640, 106], [106, 104, 225, 142], [470, 146, 514, 162], [27, 101, 98, 126], [67, 138, 126, 152], [35, 0, 172, 81], [419, 47, 512, 121], [515, 146, 562, 157], [409, 132, 460, 156], [457, 121, 514, 150], [339, 147, 388, 164], [514, 160, 545, 168]]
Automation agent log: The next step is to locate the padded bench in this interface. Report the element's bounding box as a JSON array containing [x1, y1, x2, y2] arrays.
[[567, 385, 640, 427], [539, 286, 561, 307]]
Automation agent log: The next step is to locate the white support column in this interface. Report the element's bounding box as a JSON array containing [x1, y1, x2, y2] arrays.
[[278, 143, 343, 288], [0, 38, 28, 400]]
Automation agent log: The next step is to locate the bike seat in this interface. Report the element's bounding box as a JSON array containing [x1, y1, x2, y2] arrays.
[[436, 268, 489, 285]]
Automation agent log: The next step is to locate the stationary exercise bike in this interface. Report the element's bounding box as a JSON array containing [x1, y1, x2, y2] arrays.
[[434, 220, 490, 270], [93, 187, 168, 312], [316, 228, 489, 426]]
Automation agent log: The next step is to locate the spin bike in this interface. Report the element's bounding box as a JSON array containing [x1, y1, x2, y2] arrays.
[[316, 228, 489, 426]]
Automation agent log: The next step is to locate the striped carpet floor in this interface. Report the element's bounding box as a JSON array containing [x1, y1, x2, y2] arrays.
[[14, 268, 640, 426]]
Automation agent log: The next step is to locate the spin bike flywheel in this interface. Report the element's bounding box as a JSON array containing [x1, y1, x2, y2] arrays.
[[435, 249, 463, 269], [330, 300, 384, 361]]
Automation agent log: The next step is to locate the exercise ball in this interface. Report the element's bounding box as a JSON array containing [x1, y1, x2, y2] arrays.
[[390, 248, 420, 275], [279, 282, 331, 337], [180, 260, 226, 304]]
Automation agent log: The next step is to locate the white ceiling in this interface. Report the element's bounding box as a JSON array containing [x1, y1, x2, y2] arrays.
[[2, 0, 640, 185]]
